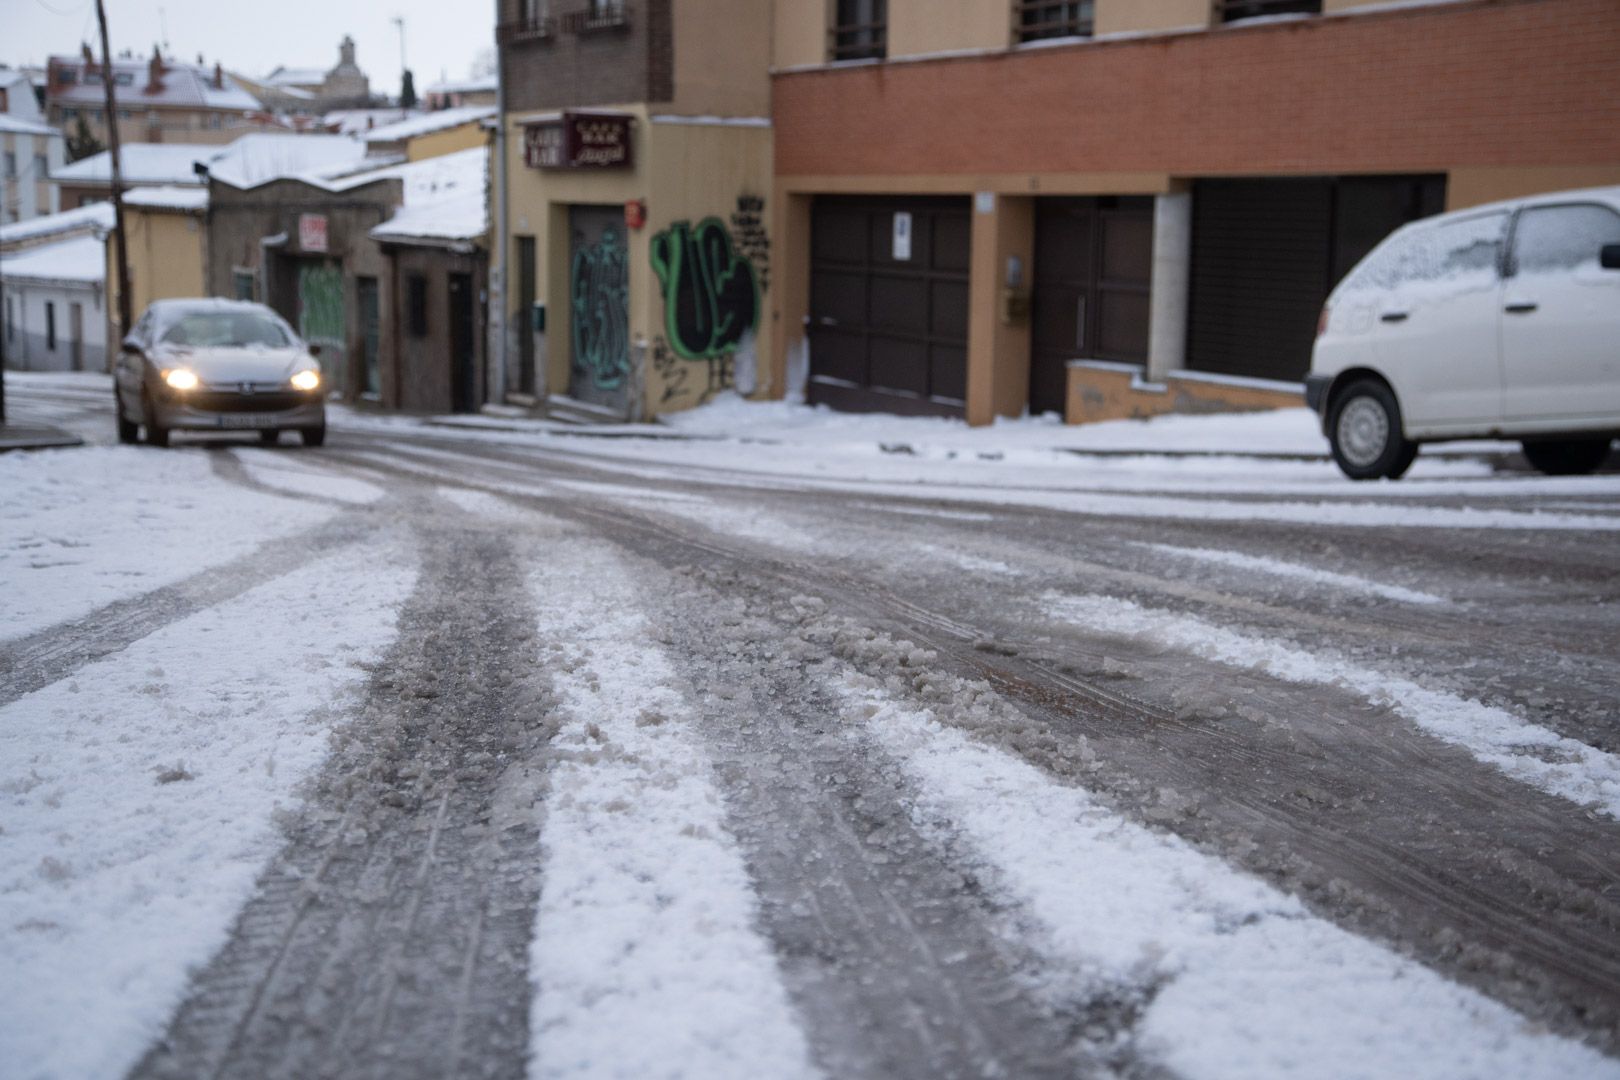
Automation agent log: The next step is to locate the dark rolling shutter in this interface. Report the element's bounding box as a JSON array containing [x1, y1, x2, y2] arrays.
[[1188, 178, 1333, 383]]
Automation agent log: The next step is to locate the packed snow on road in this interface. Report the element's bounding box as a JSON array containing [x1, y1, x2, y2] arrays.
[[3, 372, 1620, 1079]]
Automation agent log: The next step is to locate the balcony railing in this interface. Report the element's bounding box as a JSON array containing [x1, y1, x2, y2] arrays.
[[559, 1, 630, 34], [1218, 0, 1322, 22], [829, 19, 887, 62], [496, 15, 556, 45], [1013, 1, 1094, 43]]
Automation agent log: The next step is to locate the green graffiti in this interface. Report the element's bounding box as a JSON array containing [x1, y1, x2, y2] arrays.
[[297, 262, 344, 344], [650, 218, 761, 369], [571, 226, 630, 390]]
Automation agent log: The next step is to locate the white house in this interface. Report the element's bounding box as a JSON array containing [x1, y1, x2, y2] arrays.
[[1, 233, 107, 372]]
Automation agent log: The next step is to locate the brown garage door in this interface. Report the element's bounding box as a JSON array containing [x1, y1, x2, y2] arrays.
[[1029, 196, 1153, 416], [809, 196, 971, 417]]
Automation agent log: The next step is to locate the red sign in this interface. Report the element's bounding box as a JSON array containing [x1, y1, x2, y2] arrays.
[[523, 112, 633, 170], [298, 213, 328, 254], [624, 199, 646, 230]]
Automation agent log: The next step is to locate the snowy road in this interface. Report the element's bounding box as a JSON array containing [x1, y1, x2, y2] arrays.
[[4, 373, 1620, 1079]]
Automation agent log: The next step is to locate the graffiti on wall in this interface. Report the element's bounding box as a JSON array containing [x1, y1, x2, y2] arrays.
[[297, 262, 344, 345], [571, 225, 631, 390], [649, 215, 762, 404]]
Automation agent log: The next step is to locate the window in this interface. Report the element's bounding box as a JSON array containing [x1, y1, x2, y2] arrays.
[[1345, 213, 1506, 294], [1510, 204, 1620, 276], [84, 71, 103, 85], [1219, 0, 1321, 21], [46, 302, 57, 351], [1016, 1, 1093, 42], [56, 68, 76, 85], [407, 274, 429, 337], [5, 296, 13, 341], [831, 0, 886, 61], [62, 108, 79, 121], [35, 155, 47, 179], [3, 153, 14, 178], [233, 270, 256, 301], [115, 72, 134, 86]]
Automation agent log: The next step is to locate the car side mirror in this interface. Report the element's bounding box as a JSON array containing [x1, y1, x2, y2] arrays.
[[1601, 244, 1620, 270], [122, 335, 143, 353], [308, 343, 323, 358]]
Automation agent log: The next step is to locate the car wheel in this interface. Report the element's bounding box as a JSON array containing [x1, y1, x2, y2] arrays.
[[260, 429, 281, 446], [115, 392, 139, 444], [1521, 438, 1613, 476], [300, 424, 326, 448], [1328, 379, 1415, 481], [142, 392, 170, 448]]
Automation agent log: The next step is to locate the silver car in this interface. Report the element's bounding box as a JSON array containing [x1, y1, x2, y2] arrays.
[[113, 299, 327, 447]]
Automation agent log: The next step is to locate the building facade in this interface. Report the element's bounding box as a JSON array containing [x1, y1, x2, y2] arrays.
[[767, 0, 1620, 423], [45, 47, 274, 150], [104, 186, 209, 359], [492, 0, 774, 420], [1, 233, 106, 372]]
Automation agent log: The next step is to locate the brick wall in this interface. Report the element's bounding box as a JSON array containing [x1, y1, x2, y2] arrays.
[[774, 0, 1620, 177], [501, 0, 673, 112]]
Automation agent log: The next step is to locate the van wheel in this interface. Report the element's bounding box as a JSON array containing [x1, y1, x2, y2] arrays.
[[1521, 438, 1613, 476], [1329, 379, 1416, 481]]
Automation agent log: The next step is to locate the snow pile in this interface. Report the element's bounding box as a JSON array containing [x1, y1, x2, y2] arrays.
[[526, 543, 816, 1080], [0, 446, 334, 643], [0, 544, 418, 1079], [1044, 593, 1620, 818], [843, 680, 1619, 1079]]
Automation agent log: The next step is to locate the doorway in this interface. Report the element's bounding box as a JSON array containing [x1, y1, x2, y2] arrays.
[[448, 272, 477, 413], [566, 205, 631, 414]]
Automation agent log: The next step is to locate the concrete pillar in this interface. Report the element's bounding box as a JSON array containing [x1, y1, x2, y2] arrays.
[[967, 193, 1034, 426], [1147, 190, 1191, 383]]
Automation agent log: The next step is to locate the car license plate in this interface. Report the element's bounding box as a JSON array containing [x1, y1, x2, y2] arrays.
[[218, 414, 278, 429]]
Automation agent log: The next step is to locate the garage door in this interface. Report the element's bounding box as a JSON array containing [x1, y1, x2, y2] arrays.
[[1187, 176, 1444, 383], [808, 196, 971, 417]]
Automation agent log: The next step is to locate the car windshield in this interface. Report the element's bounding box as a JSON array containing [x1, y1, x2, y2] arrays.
[[160, 312, 292, 349]]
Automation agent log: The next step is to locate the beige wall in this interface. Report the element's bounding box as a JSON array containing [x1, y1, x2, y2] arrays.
[[774, 0, 830, 69], [1095, 0, 1212, 36], [673, 0, 773, 115], [890, 0, 1009, 56], [1445, 165, 1620, 211], [406, 122, 488, 163], [500, 109, 773, 416], [106, 205, 207, 348], [967, 194, 1034, 424]]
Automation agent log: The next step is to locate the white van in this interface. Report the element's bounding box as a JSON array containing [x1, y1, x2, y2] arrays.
[[1306, 185, 1620, 480]]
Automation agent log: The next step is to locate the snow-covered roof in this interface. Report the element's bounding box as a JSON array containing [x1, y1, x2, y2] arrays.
[[47, 55, 261, 112], [122, 185, 209, 212], [361, 105, 496, 144], [322, 108, 422, 135], [0, 202, 115, 247], [366, 148, 489, 245], [0, 115, 60, 138], [53, 133, 368, 189], [0, 234, 105, 285], [265, 67, 328, 88], [425, 75, 498, 96]]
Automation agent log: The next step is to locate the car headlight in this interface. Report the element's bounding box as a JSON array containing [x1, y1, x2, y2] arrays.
[[163, 369, 199, 391], [290, 369, 321, 392]]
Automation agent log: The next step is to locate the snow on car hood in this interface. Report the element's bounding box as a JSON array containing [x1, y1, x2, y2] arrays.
[[152, 344, 315, 384]]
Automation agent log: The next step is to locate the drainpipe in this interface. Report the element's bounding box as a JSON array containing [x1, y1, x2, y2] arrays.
[[490, 0, 510, 406]]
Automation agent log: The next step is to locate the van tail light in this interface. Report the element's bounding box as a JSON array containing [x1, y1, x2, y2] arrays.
[[1316, 303, 1331, 338]]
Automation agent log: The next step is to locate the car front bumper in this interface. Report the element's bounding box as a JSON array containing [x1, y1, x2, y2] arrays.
[[1303, 374, 1332, 417], [152, 394, 325, 432]]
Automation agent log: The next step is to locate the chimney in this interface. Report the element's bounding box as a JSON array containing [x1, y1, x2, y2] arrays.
[[213, 62, 224, 90], [80, 43, 97, 76], [146, 46, 166, 93]]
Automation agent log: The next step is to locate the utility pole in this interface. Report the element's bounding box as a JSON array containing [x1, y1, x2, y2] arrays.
[[96, 0, 133, 342]]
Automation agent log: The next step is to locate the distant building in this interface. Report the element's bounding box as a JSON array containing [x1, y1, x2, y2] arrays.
[[248, 37, 376, 116], [361, 106, 494, 163], [1, 67, 64, 223], [45, 47, 276, 149], [424, 75, 498, 111]]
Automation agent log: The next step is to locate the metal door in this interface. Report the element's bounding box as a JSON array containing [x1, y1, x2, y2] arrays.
[[808, 196, 970, 416], [449, 272, 477, 413], [1029, 197, 1153, 416], [567, 206, 631, 413], [357, 276, 380, 397], [297, 259, 346, 392], [69, 302, 84, 371]]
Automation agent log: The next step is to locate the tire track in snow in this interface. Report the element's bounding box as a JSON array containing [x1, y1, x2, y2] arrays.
[[0, 539, 419, 1080], [840, 679, 1620, 1080], [1044, 592, 1620, 820], [526, 542, 817, 1080]]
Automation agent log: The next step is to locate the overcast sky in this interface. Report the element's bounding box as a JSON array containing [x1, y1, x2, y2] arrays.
[[1, 0, 495, 94]]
